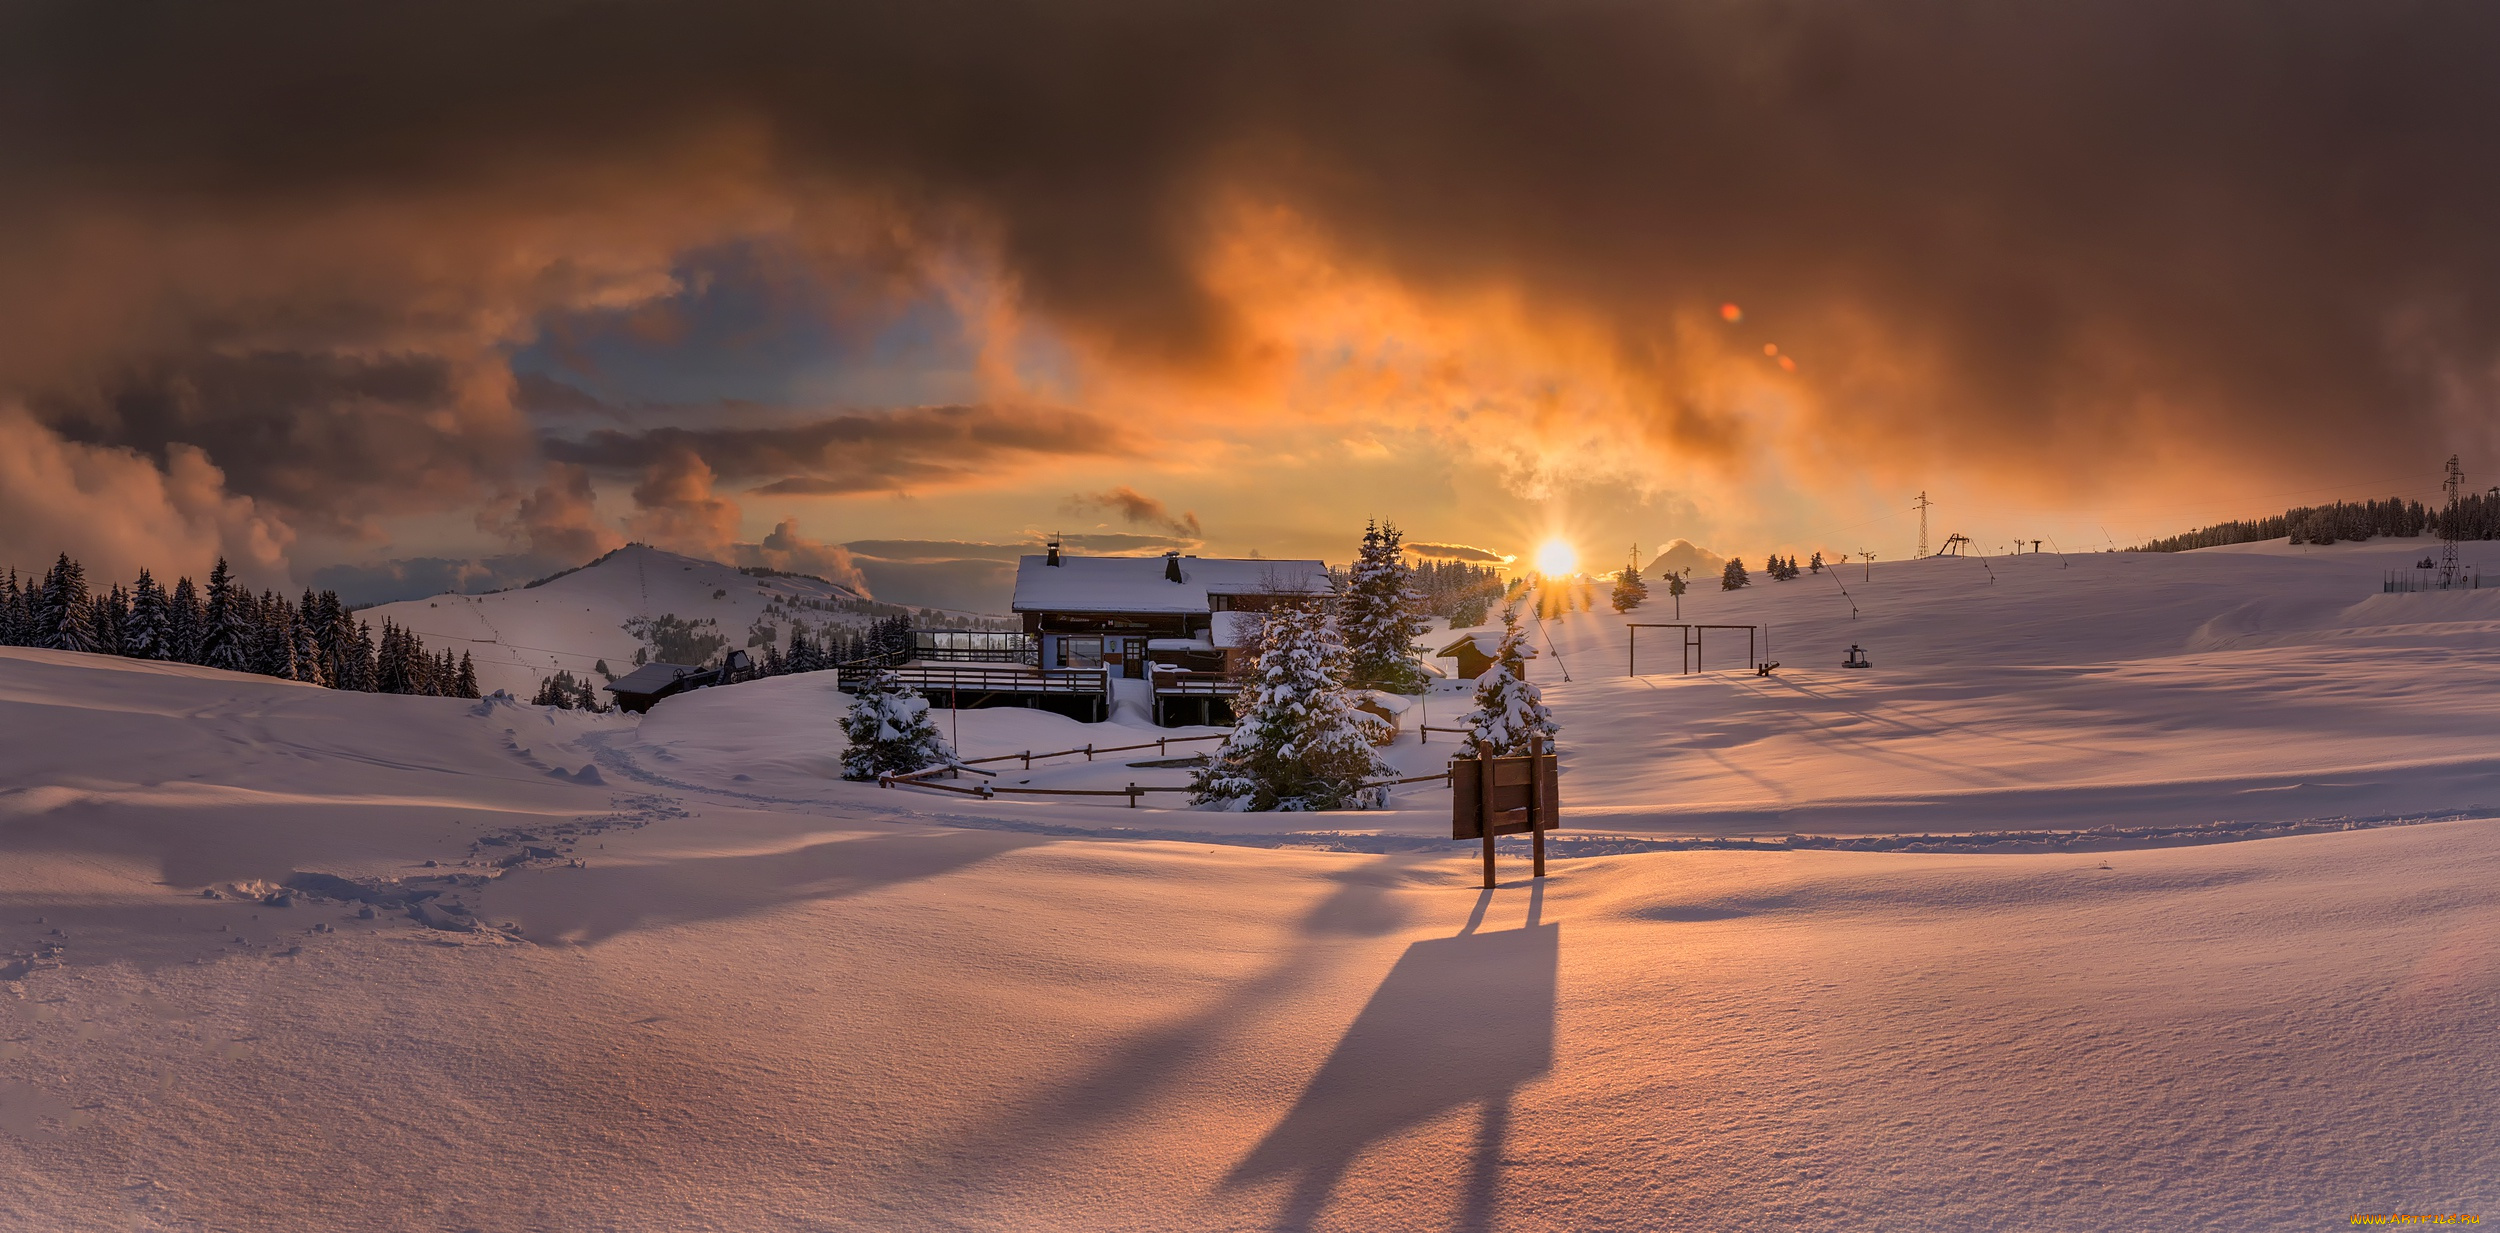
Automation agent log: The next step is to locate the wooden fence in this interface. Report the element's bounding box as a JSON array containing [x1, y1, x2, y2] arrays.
[[879, 758, 1452, 807]]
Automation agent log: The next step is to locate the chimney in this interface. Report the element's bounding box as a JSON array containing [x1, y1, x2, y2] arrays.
[[1165, 551, 1184, 583], [1046, 535, 1061, 567]]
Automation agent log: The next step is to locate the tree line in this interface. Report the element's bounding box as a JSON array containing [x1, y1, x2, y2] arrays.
[[0, 553, 477, 698], [2126, 494, 2500, 552]]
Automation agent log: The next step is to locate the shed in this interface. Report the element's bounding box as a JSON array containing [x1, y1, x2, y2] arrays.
[[1349, 690, 1412, 744], [1436, 631, 1535, 681], [605, 662, 705, 713], [603, 649, 753, 714]]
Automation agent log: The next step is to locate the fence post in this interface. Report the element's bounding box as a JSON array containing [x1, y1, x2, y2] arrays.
[[1476, 738, 1498, 890], [1127, 782, 1139, 808], [1085, 743, 1094, 762], [1022, 750, 1031, 770]]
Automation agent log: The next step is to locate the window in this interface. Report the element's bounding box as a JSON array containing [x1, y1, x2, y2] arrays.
[[1063, 637, 1104, 669]]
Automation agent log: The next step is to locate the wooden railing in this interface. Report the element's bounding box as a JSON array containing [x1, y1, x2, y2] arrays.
[[1151, 670, 1239, 696], [912, 645, 1040, 665], [837, 664, 1108, 697]]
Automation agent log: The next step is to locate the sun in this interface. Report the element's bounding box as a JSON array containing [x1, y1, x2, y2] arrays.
[[1533, 537, 1580, 577]]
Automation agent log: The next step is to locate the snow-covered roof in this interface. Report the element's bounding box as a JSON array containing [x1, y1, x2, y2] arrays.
[[1011, 555, 1331, 614], [1437, 631, 1535, 658], [1351, 690, 1415, 715], [606, 662, 703, 695]]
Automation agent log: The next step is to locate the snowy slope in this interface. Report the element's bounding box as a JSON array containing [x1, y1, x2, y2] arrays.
[[578, 538, 2500, 844], [359, 543, 883, 698], [0, 644, 2494, 1230]]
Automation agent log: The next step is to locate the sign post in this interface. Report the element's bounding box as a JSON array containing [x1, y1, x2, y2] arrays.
[[1453, 740, 1562, 889]]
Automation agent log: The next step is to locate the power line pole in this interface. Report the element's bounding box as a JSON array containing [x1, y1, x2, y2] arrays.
[[1913, 492, 1932, 558], [2442, 455, 2464, 588]]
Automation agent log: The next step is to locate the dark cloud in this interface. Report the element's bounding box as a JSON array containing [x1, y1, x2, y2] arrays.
[[1406, 542, 1512, 564], [1064, 486, 1202, 539], [6, 0, 2500, 545], [30, 351, 512, 532], [545, 404, 1123, 495]]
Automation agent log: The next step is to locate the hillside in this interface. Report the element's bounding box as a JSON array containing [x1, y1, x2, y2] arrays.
[[360, 543, 924, 698]]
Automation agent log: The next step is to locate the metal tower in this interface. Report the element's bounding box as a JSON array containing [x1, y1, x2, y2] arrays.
[[2442, 455, 2463, 588], [1913, 492, 1933, 558]]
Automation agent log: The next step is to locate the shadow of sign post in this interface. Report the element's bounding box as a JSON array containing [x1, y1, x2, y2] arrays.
[[1227, 889, 1558, 1232]]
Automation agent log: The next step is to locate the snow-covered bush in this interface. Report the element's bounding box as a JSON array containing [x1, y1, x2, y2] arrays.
[[1341, 520, 1431, 694], [1459, 607, 1560, 755], [840, 668, 956, 781], [1192, 601, 1391, 811]]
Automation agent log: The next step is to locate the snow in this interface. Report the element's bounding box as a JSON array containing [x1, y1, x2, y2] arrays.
[[1011, 554, 1331, 614], [360, 543, 887, 699], [3, 538, 2498, 1228]]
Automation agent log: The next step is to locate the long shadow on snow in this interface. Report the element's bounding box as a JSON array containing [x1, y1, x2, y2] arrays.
[[485, 828, 1039, 945], [850, 859, 1428, 1217], [1226, 883, 1559, 1233]]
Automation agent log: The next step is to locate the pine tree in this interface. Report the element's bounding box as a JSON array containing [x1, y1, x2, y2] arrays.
[[1609, 558, 1648, 613], [34, 554, 98, 653], [1341, 520, 1431, 693], [290, 617, 324, 685], [1191, 600, 1391, 811], [96, 584, 130, 655], [125, 570, 175, 661], [1458, 606, 1560, 756], [455, 653, 479, 699], [1720, 558, 1751, 590], [839, 667, 956, 780], [0, 570, 22, 646], [197, 559, 254, 672], [1809, 551, 1825, 574], [345, 620, 378, 691], [169, 577, 205, 662]]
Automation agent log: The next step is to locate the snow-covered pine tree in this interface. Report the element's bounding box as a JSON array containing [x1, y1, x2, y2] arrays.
[[124, 570, 174, 660], [168, 576, 205, 662], [1809, 551, 1825, 574], [34, 554, 98, 653], [839, 667, 955, 781], [1458, 606, 1560, 756], [1341, 520, 1431, 693], [1720, 558, 1751, 590], [1191, 599, 1391, 811], [0, 570, 21, 646], [96, 584, 129, 655], [290, 616, 325, 685], [454, 652, 480, 699], [197, 559, 256, 672], [1609, 558, 1648, 613]]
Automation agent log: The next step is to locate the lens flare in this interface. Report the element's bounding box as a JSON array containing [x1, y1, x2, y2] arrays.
[[1719, 302, 1744, 323], [1534, 537, 1580, 577]]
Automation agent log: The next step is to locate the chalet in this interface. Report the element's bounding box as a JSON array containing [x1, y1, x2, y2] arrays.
[[1015, 547, 1331, 725], [1437, 631, 1534, 681], [603, 650, 753, 714], [829, 548, 1332, 726]]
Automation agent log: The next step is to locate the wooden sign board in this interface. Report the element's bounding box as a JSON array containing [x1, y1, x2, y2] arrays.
[[1451, 754, 1560, 840]]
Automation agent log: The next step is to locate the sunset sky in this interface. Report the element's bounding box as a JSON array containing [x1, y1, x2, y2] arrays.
[[7, 0, 2500, 608]]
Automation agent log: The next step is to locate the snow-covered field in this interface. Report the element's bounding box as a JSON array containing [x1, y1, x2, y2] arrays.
[[2, 538, 2496, 1229]]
